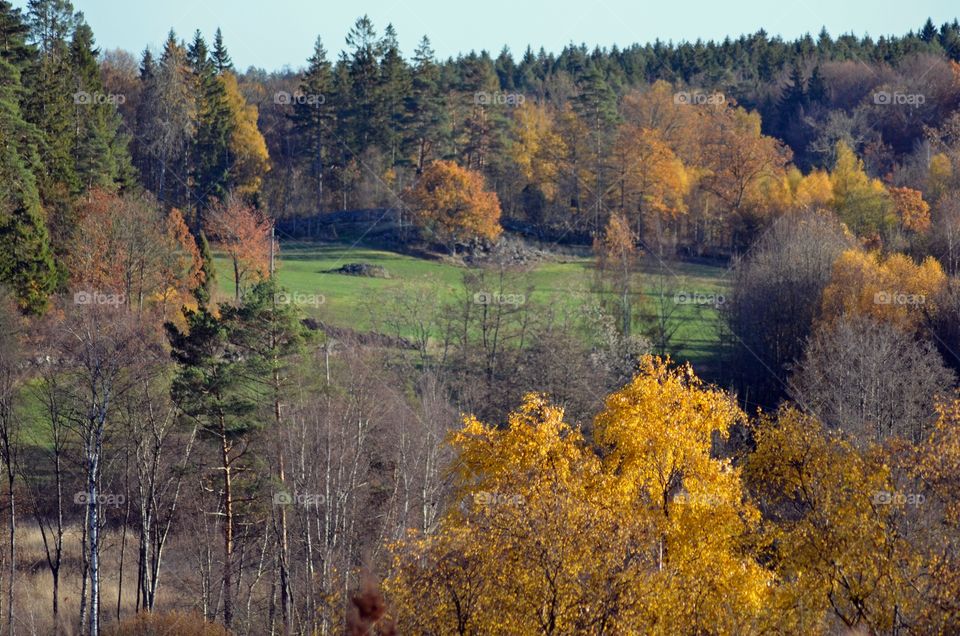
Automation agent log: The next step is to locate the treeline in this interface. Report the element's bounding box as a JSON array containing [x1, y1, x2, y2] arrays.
[[116, 15, 960, 254]]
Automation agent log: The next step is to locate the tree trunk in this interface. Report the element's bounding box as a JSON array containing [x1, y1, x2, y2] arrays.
[[219, 415, 234, 629], [6, 460, 15, 636]]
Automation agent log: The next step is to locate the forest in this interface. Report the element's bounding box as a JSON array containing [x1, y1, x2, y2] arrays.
[[2, 0, 960, 633]]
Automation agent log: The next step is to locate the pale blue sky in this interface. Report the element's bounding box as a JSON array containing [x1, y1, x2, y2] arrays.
[[14, 0, 960, 71]]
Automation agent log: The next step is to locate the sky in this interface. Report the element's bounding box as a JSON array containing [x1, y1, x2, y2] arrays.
[[13, 0, 960, 71]]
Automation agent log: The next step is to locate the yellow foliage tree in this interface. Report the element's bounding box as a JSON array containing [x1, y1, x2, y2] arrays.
[[786, 167, 834, 211], [509, 102, 566, 202], [927, 152, 954, 202], [745, 407, 927, 634], [829, 141, 895, 237], [222, 71, 271, 197], [611, 125, 689, 248], [387, 358, 777, 635], [913, 400, 960, 631], [819, 248, 947, 333]]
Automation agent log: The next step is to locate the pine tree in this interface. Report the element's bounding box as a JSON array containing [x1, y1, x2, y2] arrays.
[[292, 36, 336, 211], [0, 0, 32, 69], [23, 0, 79, 199], [376, 23, 411, 163], [211, 27, 232, 73], [188, 30, 233, 219], [343, 15, 381, 150], [405, 36, 447, 174], [0, 56, 58, 313], [68, 20, 132, 192]]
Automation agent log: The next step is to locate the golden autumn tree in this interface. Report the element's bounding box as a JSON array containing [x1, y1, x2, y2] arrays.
[[204, 194, 274, 300], [594, 213, 638, 335], [592, 356, 775, 633], [912, 400, 960, 632], [829, 141, 895, 238], [819, 248, 947, 333], [745, 407, 928, 634], [696, 106, 790, 222], [509, 101, 567, 203], [387, 358, 777, 635], [222, 72, 271, 198], [784, 167, 834, 211], [888, 185, 932, 234], [403, 160, 502, 253], [611, 124, 689, 251]]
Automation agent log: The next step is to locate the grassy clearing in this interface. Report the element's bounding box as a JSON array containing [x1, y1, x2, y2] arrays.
[[214, 241, 731, 365]]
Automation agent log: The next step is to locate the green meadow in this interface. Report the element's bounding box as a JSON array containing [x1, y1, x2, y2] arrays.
[[215, 241, 731, 365]]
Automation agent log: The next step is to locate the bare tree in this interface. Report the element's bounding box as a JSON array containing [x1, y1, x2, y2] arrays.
[[47, 301, 159, 636], [0, 293, 24, 635], [790, 315, 956, 444], [724, 211, 850, 407]]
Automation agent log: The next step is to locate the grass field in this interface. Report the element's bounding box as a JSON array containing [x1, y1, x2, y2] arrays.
[[214, 241, 731, 365]]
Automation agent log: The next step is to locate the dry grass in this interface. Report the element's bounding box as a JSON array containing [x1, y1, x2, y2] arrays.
[[4, 524, 189, 636]]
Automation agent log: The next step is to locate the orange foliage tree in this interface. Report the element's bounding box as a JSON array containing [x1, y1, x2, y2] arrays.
[[68, 189, 202, 320], [888, 185, 932, 234], [204, 194, 273, 300], [403, 160, 502, 253]]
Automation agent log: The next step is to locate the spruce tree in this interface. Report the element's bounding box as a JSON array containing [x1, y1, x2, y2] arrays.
[[188, 31, 233, 219], [343, 15, 381, 150], [23, 0, 79, 198], [211, 27, 232, 73], [405, 36, 446, 174], [292, 36, 335, 211], [69, 20, 133, 192], [376, 23, 410, 162], [0, 57, 58, 313]]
